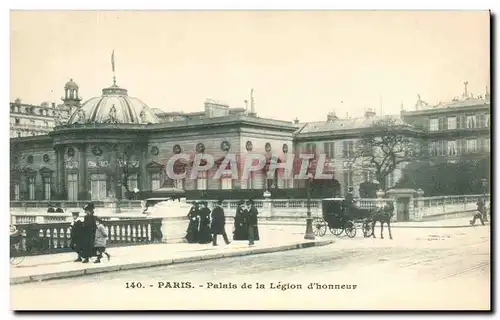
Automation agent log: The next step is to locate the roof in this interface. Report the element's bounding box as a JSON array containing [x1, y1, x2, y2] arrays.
[[67, 84, 160, 125], [295, 115, 408, 135]]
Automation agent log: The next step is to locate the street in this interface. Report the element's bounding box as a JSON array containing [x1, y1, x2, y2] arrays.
[[11, 225, 490, 310]]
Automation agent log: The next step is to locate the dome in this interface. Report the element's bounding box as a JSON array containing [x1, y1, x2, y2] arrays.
[[67, 85, 160, 124], [65, 79, 79, 90]]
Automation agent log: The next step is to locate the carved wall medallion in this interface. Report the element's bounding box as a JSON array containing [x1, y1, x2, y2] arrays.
[[282, 143, 289, 154], [27, 155, 34, 164], [196, 143, 205, 154], [173, 144, 181, 154], [92, 146, 103, 157], [67, 147, 75, 157], [265, 142, 272, 153], [151, 146, 160, 156], [43, 154, 50, 163], [221, 141, 231, 152], [245, 141, 253, 152]]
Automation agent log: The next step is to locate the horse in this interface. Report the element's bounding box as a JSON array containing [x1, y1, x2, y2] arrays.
[[370, 202, 395, 240]]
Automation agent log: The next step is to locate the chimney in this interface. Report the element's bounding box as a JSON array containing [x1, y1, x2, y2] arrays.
[[14, 98, 21, 105], [293, 118, 300, 124], [364, 108, 376, 118], [327, 111, 338, 122], [52, 102, 56, 108]]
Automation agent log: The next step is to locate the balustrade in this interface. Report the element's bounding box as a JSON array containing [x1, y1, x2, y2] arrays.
[[11, 218, 163, 256]]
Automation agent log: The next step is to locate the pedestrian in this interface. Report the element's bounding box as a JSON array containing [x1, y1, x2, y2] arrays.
[[211, 199, 231, 246], [470, 198, 485, 226], [198, 201, 213, 244], [70, 211, 85, 262], [94, 218, 111, 263], [233, 200, 248, 241], [185, 201, 200, 243], [245, 199, 260, 246], [81, 202, 97, 263]]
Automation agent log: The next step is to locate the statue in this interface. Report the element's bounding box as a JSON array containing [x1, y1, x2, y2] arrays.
[[139, 107, 147, 123], [76, 110, 86, 123], [109, 105, 117, 123]]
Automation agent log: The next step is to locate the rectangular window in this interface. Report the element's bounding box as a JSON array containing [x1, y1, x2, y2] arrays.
[[151, 172, 161, 190], [28, 177, 35, 200], [438, 117, 446, 130], [343, 141, 354, 158], [173, 178, 184, 190], [485, 114, 490, 128], [447, 140, 457, 156], [466, 139, 477, 153], [43, 177, 51, 201], [305, 143, 316, 157], [324, 142, 335, 159], [67, 173, 78, 201], [476, 114, 485, 128], [429, 141, 439, 157], [439, 140, 447, 156], [429, 118, 439, 131], [447, 117, 457, 130], [90, 173, 107, 201], [196, 171, 207, 190], [14, 183, 20, 200], [485, 138, 490, 152], [467, 115, 475, 129], [122, 173, 138, 197], [221, 177, 232, 190]]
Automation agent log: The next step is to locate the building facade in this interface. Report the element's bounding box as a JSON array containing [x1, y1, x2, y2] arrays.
[[10, 79, 491, 201]]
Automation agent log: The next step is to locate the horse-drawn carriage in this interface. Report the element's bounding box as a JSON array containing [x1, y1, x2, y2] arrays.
[[313, 198, 375, 238]]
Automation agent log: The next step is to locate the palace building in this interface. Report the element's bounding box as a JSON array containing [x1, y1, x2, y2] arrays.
[[10, 71, 490, 202]]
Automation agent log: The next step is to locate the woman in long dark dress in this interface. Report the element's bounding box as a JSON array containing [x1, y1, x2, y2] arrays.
[[185, 202, 200, 243], [198, 201, 213, 244], [233, 200, 248, 241]]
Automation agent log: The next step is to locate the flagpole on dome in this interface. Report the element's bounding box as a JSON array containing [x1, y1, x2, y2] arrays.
[[111, 49, 117, 87]]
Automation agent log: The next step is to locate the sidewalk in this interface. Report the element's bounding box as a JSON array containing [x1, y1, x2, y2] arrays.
[[260, 215, 489, 228], [10, 227, 334, 285]]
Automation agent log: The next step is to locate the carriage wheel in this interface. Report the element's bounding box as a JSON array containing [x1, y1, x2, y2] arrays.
[[344, 221, 357, 238], [330, 227, 343, 236], [313, 218, 327, 237], [363, 221, 373, 238]]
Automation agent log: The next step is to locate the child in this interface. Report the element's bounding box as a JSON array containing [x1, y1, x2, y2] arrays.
[[94, 218, 111, 263]]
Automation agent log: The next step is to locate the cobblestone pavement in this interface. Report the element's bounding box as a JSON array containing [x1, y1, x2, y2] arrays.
[[11, 225, 490, 310]]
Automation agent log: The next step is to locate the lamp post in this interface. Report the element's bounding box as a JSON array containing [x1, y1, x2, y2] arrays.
[[304, 172, 315, 240], [481, 178, 488, 222]]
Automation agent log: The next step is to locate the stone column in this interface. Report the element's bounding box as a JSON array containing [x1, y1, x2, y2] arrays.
[[139, 144, 149, 192], [77, 144, 87, 199], [110, 147, 118, 199], [55, 145, 66, 198]]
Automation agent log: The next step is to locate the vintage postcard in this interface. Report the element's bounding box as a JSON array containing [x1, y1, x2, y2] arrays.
[[8, 10, 491, 311]]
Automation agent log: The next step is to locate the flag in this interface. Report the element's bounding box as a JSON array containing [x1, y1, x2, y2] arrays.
[[111, 50, 115, 72]]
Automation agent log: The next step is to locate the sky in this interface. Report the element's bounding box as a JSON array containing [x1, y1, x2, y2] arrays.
[[10, 10, 490, 122]]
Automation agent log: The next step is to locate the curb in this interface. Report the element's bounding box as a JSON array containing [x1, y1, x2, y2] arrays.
[[259, 221, 485, 228], [10, 240, 334, 285]]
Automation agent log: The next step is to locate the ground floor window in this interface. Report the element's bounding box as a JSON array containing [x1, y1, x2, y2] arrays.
[[28, 177, 35, 200], [196, 171, 207, 190], [151, 172, 161, 190], [67, 173, 78, 201], [43, 177, 51, 201], [173, 178, 184, 189], [251, 171, 266, 190], [13, 183, 20, 200], [90, 173, 107, 201], [221, 177, 232, 190], [122, 173, 138, 196], [343, 171, 353, 195]]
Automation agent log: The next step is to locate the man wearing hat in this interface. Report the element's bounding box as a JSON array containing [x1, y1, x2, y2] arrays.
[[210, 199, 230, 246], [81, 202, 97, 263], [245, 199, 260, 246]]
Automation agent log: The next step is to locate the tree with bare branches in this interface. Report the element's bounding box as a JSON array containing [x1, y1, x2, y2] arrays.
[[350, 117, 423, 191]]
